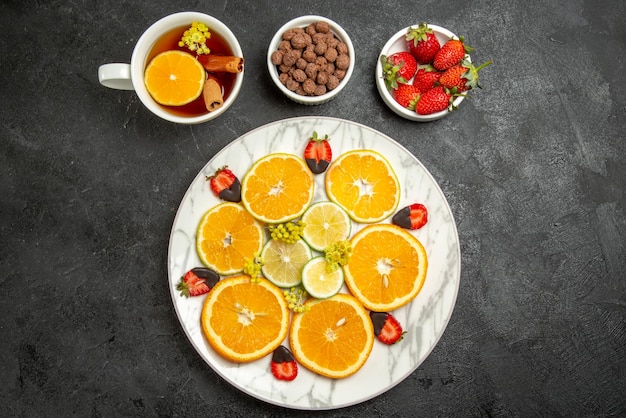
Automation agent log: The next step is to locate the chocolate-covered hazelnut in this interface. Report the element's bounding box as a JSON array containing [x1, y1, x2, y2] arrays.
[[336, 42, 348, 55], [293, 68, 307, 82], [291, 33, 308, 49], [302, 78, 316, 94], [314, 41, 328, 55], [316, 71, 329, 85], [302, 48, 317, 63], [315, 21, 330, 34], [327, 36, 339, 48], [278, 40, 291, 52], [312, 32, 326, 45], [335, 53, 350, 70], [296, 58, 307, 70], [282, 49, 299, 66], [315, 56, 328, 71], [326, 74, 339, 90], [324, 47, 338, 63], [282, 28, 298, 41], [305, 23, 317, 36], [314, 84, 327, 96], [305, 62, 318, 79], [285, 77, 299, 91], [271, 50, 284, 66]]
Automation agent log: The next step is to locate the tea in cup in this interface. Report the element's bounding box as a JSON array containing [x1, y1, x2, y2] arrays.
[[98, 12, 244, 124]]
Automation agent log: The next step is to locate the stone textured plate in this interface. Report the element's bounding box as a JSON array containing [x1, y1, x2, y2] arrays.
[[168, 116, 460, 410]]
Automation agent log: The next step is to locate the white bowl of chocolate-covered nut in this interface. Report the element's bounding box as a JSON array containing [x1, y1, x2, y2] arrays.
[[267, 15, 354, 105]]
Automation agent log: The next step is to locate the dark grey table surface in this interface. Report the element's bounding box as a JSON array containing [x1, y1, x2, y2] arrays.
[[1, 0, 625, 416]]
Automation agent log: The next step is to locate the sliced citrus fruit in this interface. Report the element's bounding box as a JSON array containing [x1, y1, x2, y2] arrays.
[[144, 50, 205, 106], [196, 202, 264, 275], [289, 293, 374, 379], [241, 153, 315, 223], [325, 150, 400, 223], [301, 201, 352, 252], [261, 238, 312, 288], [201, 276, 289, 362], [301, 256, 344, 299], [343, 224, 428, 311]]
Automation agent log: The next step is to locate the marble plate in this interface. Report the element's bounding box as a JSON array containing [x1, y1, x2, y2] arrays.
[[168, 116, 460, 410]]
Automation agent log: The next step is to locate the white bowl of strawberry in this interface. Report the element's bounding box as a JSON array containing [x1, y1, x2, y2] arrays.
[[376, 23, 491, 122]]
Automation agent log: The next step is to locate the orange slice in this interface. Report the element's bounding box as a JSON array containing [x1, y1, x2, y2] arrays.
[[144, 50, 205, 106], [196, 202, 264, 275], [325, 150, 400, 223], [241, 153, 315, 223], [343, 224, 428, 311], [201, 276, 289, 362], [289, 293, 374, 379]]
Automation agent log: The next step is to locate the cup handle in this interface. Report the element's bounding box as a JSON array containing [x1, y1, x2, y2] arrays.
[[98, 63, 135, 90]]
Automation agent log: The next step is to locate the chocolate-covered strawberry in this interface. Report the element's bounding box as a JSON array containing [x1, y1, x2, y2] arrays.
[[271, 345, 298, 381], [206, 166, 241, 202], [370, 312, 406, 345], [176, 267, 220, 297], [303, 131, 332, 174], [392, 203, 428, 230]]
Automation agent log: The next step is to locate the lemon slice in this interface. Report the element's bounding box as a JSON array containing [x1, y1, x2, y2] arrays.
[[301, 256, 345, 299], [261, 238, 312, 288], [301, 201, 352, 252]]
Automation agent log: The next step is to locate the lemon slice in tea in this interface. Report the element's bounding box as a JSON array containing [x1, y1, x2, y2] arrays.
[[144, 50, 205, 106]]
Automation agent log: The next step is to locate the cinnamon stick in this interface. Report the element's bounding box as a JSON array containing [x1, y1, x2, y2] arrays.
[[198, 55, 244, 73], [203, 74, 224, 112]]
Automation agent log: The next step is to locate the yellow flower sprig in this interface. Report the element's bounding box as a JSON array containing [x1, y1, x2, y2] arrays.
[[268, 220, 306, 243], [178, 22, 211, 55], [283, 287, 310, 313], [324, 240, 352, 272], [243, 253, 264, 283]]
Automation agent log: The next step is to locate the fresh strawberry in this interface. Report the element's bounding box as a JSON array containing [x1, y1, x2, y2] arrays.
[[412, 65, 442, 93], [176, 267, 220, 297], [393, 84, 421, 110], [392, 203, 428, 230], [206, 166, 241, 202], [381, 52, 417, 90], [370, 312, 406, 345], [270, 345, 298, 381], [439, 58, 492, 92], [405, 23, 441, 64], [415, 86, 461, 115], [433, 36, 473, 71], [303, 131, 332, 174]]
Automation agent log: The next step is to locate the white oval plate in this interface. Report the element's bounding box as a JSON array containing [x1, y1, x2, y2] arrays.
[[168, 116, 461, 410]]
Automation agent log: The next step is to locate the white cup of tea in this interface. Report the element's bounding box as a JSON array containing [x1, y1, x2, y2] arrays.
[[98, 12, 244, 124]]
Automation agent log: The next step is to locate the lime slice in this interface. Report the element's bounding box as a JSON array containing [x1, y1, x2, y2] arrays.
[[301, 201, 352, 252], [301, 256, 345, 299], [261, 238, 312, 287]]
